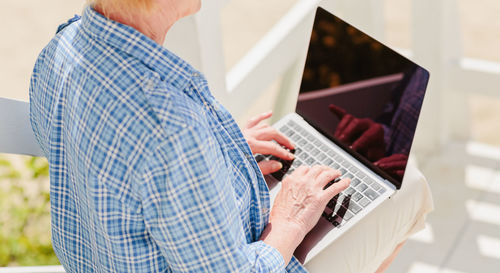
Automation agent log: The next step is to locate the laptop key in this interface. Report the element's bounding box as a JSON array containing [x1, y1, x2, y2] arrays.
[[342, 211, 354, 222], [344, 173, 354, 179], [291, 134, 301, 142], [352, 192, 363, 202], [358, 197, 370, 208], [378, 187, 387, 194], [356, 183, 368, 192], [371, 182, 382, 191], [306, 157, 315, 165], [298, 138, 307, 146], [348, 202, 362, 214], [365, 178, 375, 185], [300, 129, 310, 137], [344, 187, 355, 196], [351, 178, 361, 187], [323, 158, 334, 165], [364, 188, 379, 201], [305, 143, 313, 150]]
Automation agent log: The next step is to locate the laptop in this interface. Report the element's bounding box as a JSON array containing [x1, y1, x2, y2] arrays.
[[259, 7, 430, 264]]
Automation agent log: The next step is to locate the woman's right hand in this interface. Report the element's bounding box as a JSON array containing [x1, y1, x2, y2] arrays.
[[260, 165, 350, 264]]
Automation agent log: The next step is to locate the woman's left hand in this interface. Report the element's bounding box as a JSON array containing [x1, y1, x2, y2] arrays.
[[242, 111, 295, 175]]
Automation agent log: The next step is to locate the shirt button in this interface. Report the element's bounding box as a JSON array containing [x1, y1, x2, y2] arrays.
[[262, 208, 269, 214], [192, 72, 200, 77]]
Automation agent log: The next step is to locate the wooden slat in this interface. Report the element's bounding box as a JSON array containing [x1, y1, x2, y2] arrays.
[[162, 0, 228, 98], [225, 0, 320, 117], [451, 58, 500, 97]]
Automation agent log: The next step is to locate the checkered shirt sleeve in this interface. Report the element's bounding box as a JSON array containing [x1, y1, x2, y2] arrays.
[[139, 123, 286, 272]]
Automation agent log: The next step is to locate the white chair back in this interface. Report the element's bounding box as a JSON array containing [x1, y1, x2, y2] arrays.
[[0, 98, 43, 157]]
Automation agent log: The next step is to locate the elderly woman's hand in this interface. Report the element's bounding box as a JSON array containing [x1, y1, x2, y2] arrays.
[[242, 111, 295, 175], [260, 165, 350, 264]]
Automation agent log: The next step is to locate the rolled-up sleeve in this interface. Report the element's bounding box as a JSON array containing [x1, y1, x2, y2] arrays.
[[139, 124, 286, 272]]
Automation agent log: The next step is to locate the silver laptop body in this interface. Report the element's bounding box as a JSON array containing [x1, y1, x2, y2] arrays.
[[260, 7, 430, 264]]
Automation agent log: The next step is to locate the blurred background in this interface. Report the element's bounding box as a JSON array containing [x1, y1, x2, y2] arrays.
[[0, 0, 499, 272]]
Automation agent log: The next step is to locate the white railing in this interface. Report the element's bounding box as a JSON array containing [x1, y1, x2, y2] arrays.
[[1, 0, 500, 271]]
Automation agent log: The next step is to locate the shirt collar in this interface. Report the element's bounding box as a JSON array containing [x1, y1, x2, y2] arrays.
[[80, 5, 198, 91]]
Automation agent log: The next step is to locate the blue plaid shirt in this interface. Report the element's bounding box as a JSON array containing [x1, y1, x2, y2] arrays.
[[29, 6, 307, 273]]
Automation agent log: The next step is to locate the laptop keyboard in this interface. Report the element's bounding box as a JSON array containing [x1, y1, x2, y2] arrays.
[[258, 119, 387, 228]]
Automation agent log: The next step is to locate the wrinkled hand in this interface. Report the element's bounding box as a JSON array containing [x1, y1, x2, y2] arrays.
[[374, 154, 408, 180], [268, 166, 350, 240], [242, 111, 295, 175], [329, 104, 386, 161], [260, 166, 350, 264]]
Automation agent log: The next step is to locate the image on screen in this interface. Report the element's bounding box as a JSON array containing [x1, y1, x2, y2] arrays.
[[296, 8, 429, 186]]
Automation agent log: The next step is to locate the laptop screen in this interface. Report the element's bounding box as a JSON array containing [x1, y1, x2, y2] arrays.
[[296, 7, 429, 188]]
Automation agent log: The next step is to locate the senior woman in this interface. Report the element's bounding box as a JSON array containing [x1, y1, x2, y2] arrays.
[[29, 0, 350, 272]]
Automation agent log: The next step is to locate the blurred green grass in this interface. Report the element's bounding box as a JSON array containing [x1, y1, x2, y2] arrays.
[[0, 155, 59, 266]]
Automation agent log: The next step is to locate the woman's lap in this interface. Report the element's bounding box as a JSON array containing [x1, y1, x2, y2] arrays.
[[304, 159, 434, 273]]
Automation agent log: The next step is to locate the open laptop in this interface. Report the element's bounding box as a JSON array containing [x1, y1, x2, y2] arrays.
[[259, 7, 430, 264]]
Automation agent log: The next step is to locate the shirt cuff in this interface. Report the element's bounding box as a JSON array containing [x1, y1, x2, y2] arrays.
[[286, 256, 309, 272], [251, 240, 286, 272]]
